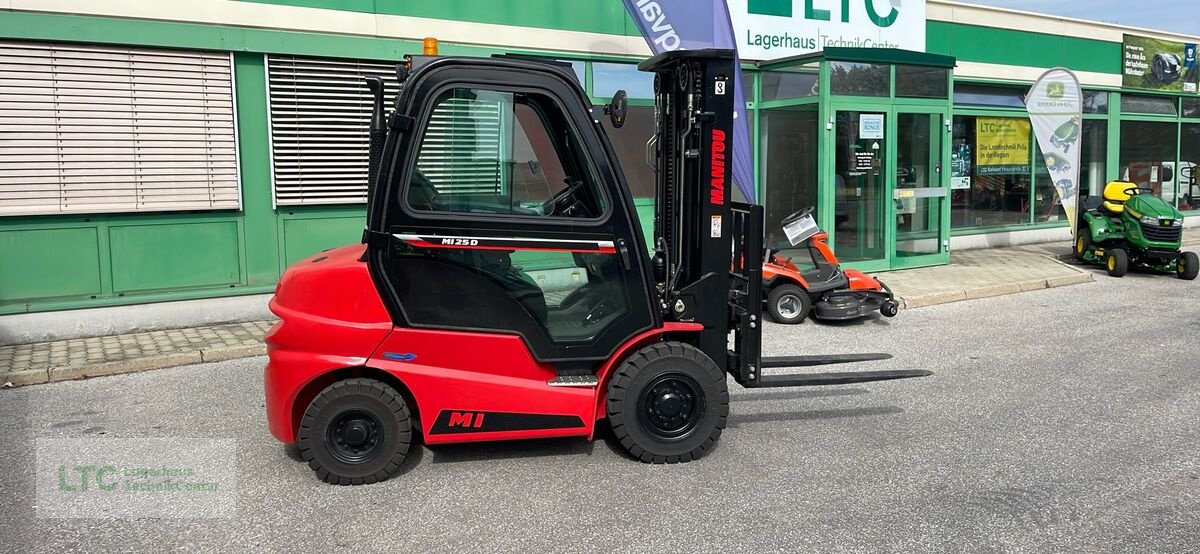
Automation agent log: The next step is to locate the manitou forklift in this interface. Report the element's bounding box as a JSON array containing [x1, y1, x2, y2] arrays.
[[264, 48, 930, 485]]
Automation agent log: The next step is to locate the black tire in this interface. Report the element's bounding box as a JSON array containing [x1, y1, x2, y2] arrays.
[[1106, 248, 1129, 278], [1073, 230, 1092, 261], [1178, 251, 1199, 280], [766, 283, 811, 324], [298, 378, 412, 485], [606, 342, 729, 464], [880, 300, 899, 318]]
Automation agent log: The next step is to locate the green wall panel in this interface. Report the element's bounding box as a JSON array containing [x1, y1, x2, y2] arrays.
[[234, 53, 282, 285], [109, 222, 242, 293], [241, 0, 640, 37], [0, 227, 102, 303], [281, 216, 366, 266], [925, 21, 1121, 75]]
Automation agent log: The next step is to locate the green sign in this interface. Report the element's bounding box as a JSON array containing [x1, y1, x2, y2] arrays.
[[1122, 34, 1198, 94]]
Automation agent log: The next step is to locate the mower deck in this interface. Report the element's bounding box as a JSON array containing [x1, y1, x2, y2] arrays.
[[813, 291, 891, 321]]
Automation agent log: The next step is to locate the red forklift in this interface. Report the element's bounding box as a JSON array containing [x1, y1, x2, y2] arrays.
[[264, 48, 930, 485]]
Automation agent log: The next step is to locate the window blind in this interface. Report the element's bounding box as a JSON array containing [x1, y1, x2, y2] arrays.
[[0, 41, 239, 216]]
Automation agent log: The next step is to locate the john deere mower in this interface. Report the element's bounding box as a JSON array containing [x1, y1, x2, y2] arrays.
[[1074, 180, 1197, 279]]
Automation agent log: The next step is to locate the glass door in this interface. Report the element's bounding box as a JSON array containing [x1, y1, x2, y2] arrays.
[[892, 110, 950, 268], [831, 110, 889, 265]]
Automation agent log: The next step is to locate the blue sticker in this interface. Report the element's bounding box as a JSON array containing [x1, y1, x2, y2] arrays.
[[1186, 44, 1196, 68]]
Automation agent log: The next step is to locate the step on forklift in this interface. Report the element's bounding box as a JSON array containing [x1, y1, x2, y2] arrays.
[[263, 47, 931, 485]]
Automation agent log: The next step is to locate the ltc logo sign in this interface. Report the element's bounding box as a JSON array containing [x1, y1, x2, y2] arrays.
[[729, 0, 926, 61]]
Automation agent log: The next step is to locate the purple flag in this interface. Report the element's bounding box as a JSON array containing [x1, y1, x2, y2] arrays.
[[622, 0, 757, 203]]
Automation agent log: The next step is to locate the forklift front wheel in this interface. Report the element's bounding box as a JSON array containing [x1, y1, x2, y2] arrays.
[[1106, 249, 1129, 278], [766, 284, 811, 324], [606, 342, 729, 464], [1178, 251, 1199, 280], [298, 378, 412, 485]]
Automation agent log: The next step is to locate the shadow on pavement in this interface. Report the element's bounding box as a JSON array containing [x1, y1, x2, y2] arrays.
[[426, 436, 594, 465], [727, 406, 903, 427], [734, 387, 870, 402]]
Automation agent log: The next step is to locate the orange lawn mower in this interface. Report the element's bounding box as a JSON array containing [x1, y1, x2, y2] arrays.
[[763, 207, 899, 324]]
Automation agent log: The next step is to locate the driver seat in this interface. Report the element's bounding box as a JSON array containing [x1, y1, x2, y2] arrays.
[[1102, 181, 1136, 214]]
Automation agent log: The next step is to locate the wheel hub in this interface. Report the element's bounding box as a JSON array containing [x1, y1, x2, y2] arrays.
[[777, 295, 802, 318], [327, 409, 384, 464], [640, 374, 705, 440]]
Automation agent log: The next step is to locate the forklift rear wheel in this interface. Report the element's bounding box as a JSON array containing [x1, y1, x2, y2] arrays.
[[606, 342, 729, 464], [766, 284, 811, 324], [1179, 251, 1199, 280], [1105, 249, 1129, 277], [298, 378, 412, 485]]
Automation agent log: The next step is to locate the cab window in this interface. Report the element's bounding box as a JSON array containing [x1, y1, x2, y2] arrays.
[[407, 87, 606, 220]]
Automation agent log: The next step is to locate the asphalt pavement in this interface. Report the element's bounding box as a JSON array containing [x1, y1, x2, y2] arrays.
[[2, 247, 1198, 553]]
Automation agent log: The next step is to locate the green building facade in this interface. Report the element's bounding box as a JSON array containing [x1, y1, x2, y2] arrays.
[[1, 0, 1198, 314]]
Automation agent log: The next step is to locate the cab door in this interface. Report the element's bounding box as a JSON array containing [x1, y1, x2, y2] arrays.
[[368, 58, 658, 364]]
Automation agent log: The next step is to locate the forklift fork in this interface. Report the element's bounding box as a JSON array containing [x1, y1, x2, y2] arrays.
[[727, 203, 930, 388]]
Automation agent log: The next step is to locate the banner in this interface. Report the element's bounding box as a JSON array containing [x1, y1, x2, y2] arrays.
[[975, 117, 1031, 175], [622, 0, 756, 203], [1123, 34, 1199, 94], [728, 0, 926, 60], [1025, 68, 1083, 230]]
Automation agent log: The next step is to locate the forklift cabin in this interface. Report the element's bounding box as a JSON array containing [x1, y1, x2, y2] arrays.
[[264, 48, 928, 485]]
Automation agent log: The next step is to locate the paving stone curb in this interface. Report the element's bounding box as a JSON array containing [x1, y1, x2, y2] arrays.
[[899, 255, 1094, 310], [3, 345, 266, 389]]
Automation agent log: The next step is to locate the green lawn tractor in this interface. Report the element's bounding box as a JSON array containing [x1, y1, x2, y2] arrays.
[[1074, 180, 1197, 279]]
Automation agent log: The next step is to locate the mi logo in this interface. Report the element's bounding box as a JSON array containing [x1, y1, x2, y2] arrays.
[[448, 411, 485, 428]]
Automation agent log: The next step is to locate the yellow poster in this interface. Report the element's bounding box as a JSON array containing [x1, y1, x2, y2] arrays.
[[975, 117, 1031, 175]]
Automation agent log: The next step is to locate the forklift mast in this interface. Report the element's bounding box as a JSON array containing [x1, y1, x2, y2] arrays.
[[640, 50, 760, 380]]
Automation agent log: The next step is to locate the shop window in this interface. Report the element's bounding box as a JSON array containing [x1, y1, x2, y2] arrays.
[[1179, 123, 1200, 211], [830, 62, 889, 97], [761, 65, 819, 100], [895, 65, 948, 98], [760, 104, 819, 261], [1034, 120, 1106, 222], [1120, 94, 1177, 116], [592, 62, 654, 99], [1183, 98, 1200, 119], [1119, 120, 1179, 203], [1079, 121, 1109, 198], [567, 61, 585, 86], [600, 105, 655, 199], [953, 84, 1028, 108], [742, 70, 756, 102], [1082, 91, 1109, 114], [950, 115, 1032, 228]]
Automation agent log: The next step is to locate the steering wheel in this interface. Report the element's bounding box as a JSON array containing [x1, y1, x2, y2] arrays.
[[542, 179, 591, 218], [1124, 185, 1152, 197], [780, 206, 814, 226]]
